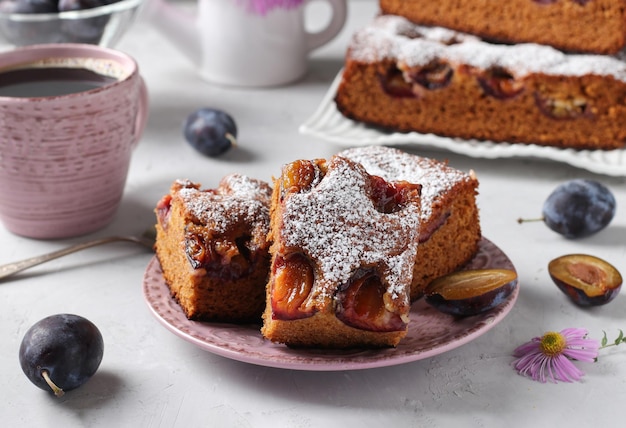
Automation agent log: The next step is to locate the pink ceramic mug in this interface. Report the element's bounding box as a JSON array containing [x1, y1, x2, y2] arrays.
[[0, 43, 148, 239]]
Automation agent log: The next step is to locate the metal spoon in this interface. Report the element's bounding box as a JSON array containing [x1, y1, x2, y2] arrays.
[[0, 231, 155, 281]]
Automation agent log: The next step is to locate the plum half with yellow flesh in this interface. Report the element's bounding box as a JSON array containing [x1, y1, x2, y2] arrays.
[[548, 254, 622, 307], [425, 269, 518, 316]]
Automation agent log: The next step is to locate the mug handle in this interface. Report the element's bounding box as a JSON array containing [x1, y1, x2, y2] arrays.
[[305, 0, 348, 53], [132, 76, 149, 149]]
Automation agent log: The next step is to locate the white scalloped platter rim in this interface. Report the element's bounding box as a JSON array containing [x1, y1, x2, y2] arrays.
[[143, 237, 519, 371], [299, 71, 626, 177]]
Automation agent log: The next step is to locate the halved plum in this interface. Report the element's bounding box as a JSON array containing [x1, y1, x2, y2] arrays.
[[279, 159, 326, 199], [369, 176, 421, 214], [406, 60, 454, 90], [548, 254, 622, 306], [155, 194, 172, 229], [184, 231, 211, 269], [270, 254, 316, 320], [534, 92, 590, 120], [477, 67, 525, 99], [184, 229, 253, 279], [336, 269, 406, 332], [379, 67, 416, 98], [425, 269, 518, 316]]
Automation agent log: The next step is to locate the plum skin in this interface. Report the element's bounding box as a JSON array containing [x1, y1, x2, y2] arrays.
[[426, 282, 516, 316], [183, 108, 237, 157], [542, 179, 616, 239], [19, 314, 104, 396], [554, 281, 621, 307], [549, 254, 622, 307], [424, 269, 518, 317]]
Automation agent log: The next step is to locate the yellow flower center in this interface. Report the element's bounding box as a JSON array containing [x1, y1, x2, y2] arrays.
[[540, 331, 566, 357]]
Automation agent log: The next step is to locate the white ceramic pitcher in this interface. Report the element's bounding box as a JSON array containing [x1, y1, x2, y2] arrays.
[[145, 0, 348, 87]]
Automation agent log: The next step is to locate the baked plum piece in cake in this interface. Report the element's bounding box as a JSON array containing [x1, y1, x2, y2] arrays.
[[340, 146, 481, 300], [380, 0, 626, 55], [335, 15, 626, 150], [261, 155, 422, 348], [154, 175, 272, 323]]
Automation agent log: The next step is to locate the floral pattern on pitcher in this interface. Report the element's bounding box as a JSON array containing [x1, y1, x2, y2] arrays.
[[240, 0, 304, 15]]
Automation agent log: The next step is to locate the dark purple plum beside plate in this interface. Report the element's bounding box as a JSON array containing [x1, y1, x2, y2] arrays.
[[19, 314, 104, 397]]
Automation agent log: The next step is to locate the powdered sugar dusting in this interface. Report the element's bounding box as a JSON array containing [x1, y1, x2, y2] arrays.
[[174, 175, 271, 244], [340, 146, 474, 222], [279, 156, 420, 309], [349, 15, 626, 82]]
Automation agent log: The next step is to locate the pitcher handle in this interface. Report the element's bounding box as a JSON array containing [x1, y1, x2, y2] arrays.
[[305, 0, 347, 53]]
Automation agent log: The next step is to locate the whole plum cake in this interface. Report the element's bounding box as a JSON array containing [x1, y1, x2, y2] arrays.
[[261, 155, 422, 348], [335, 15, 626, 150], [379, 0, 626, 54], [154, 175, 272, 323]]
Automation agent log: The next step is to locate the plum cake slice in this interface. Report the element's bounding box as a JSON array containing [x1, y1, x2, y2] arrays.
[[261, 155, 422, 348], [154, 175, 272, 323]]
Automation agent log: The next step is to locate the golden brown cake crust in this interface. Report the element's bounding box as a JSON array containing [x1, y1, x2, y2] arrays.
[[335, 16, 626, 151], [154, 176, 272, 323], [261, 155, 422, 348], [339, 146, 481, 300], [153, 149, 482, 350], [380, 0, 626, 54]]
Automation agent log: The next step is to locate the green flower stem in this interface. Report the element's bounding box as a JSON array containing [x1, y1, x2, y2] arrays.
[[599, 329, 626, 350]]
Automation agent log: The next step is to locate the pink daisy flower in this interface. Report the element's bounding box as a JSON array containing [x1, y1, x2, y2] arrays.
[[512, 328, 600, 383]]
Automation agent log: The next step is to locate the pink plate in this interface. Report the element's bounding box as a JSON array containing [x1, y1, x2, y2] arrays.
[[143, 237, 518, 371]]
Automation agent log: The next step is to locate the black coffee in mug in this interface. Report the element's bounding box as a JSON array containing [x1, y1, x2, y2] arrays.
[[0, 67, 117, 98]]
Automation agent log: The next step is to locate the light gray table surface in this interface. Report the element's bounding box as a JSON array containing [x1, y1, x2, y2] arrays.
[[1, 1, 625, 426]]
